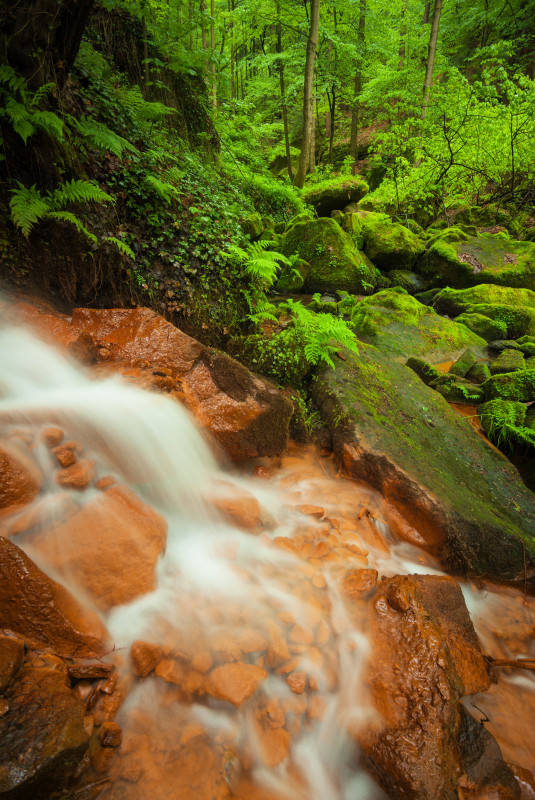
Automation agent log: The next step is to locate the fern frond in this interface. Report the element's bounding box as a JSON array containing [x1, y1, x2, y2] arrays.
[[29, 82, 55, 108], [5, 98, 34, 143], [224, 244, 248, 262], [0, 65, 26, 95], [45, 211, 97, 243], [50, 179, 113, 210], [144, 174, 181, 203], [31, 110, 64, 140], [71, 117, 136, 157], [9, 183, 50, 237], [103, 236, 135, 260]]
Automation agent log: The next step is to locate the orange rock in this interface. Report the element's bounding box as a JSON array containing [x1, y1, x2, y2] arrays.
[[254, 466, 271, 480], [0, 536, 109, 658], [99, 720, 122, 748], [286, 671, 306, 694], [155, 658, 185, 686], [265, 620, 291, 667], [130, 641, 164, 678], [191, 650, 214, 673], [55, 458, 96, 490], [206, 662, 267, 707], [53, 446, 77, 467], [211, 482, 271, 533], [41, 427, 64, 448], [296, 504, 324, 519], [0, 438, 42, 511], [29, 484, 167, 611], [288, 625, 314, 645], [342, 568, 378, 599], [256, 724, 291, 767], [0, 634, 24, 691]]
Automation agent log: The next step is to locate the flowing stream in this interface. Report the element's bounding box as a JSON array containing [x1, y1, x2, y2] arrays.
[[0, 320, 534, 800]]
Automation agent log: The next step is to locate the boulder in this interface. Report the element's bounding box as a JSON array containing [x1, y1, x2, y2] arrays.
[[478, 398, 535, 453], [433, 284, 535, 316], [482, 368, 535, 403], [25, 484, 168, 611], [0, 652, 89, 799], [0, 536, 109, 657], [303, 176, 369, 217], [420, 230, 535, 290], [275, 258, 309, 293], [281, 217, 378, 294], [449, 348, 477, 377], [489, 349, 526, 375], [312, 344, 535, 586], [386, 269, 425, 294], [358, 574, 518, 800], [350, 288, 486, 362], [361, 213, 425, 271], [454, 312, 507, 342], [0, 437, 41, 512]]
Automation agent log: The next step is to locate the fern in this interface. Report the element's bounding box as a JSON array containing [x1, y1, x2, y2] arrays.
[[281, 299, 359, 368], [144, 174, 181, 203], [103, 236, 135, 260], [246, 296, 279, 324], [31, 110, 64, 140], [1, 71, 63, 143], [5, 98, 34, 143], [50, 179, 113, 210], [9, 183, 50, 237], [46, 211, 97, 243], [68, 115, 136, 158], [0, 65, 26, 94]]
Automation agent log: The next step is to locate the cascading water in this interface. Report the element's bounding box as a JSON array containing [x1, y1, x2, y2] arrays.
[[1, 315, 534, 800]]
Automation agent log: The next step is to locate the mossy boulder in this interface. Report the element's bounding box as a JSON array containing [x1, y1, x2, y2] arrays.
[[281, 217, 378, 294], [341, 212, 364, 249], [361, 212, 425, 270], [275, 258, 310, 293], [241, 212, 264, 239], [449, 348, 477, 377], [312, 344, 535, 586], [453, 312, 507, 342], [433, 284, 535, 316], [303, 176, 369, 217], [489, 349, 526, 375], [420, 231, 535, 290], [483, 368, 535, 402], [459, 304, 535, 338], [386, 270, 425, 295], [433, 376, 485, 404], [466, 362, 491, 384], [478, 398, 535, 453], [350, 288, 486, 362], [406, 357, 442, 385]]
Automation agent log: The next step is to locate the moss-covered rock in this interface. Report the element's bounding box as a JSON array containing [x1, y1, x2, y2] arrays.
[[460, 304, 535, 338], [361, 213, 425, 270], [453, 312, 507, 342], [312, 344, 535, 585], [489, 349, 526, 375], [420, 231, 535, 290], [465, 362, 491, 384], [303, 176, 369, 217], [341, 212, 364, 249], [449, 348, 477, 377], [434, 377, 485, 404], [406, 357, 442, 385], [483, 368, 535, 402], [478, 398, 535, 453], [350, 288, 486, 361], [415, 288, 441, 306], [241, 212, 264, 239], [386, 270, 425, 295], [433, 284, 535, 316], [281, 217, 378, 294], [275, 258, 310, 293]]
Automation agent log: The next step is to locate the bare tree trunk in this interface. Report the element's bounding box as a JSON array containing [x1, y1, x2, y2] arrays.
[[210, 0, 217, 110], [0, 0, 95, 89], [422, 0, 442, 117], [423, 1, 430, 23], [189, 0, 194, 48], [201, 0, 208, 79], [309, 86, 316, 174], [349, 0, 366, 168], [276, 3, 293, 180], [294, 0, 320, 188], [398, 0, 407, 70]]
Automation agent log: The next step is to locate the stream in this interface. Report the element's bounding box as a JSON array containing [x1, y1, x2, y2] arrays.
[[0, 320, 534, 800]]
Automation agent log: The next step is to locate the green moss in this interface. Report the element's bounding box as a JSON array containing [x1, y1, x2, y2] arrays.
[[406, 357, 442, 385], [275, 258, 309, 293], [462, 303, 535, 338], [449, 348, 476, 377], [435, 378, 485, 404], [454, 312, 507, 342], [465, 362, 491, 383], [483, 368, 535, 401], [361, 212, 425, 270], [241, 212, 264, 238], [490, 348, 526, 375], [341, 212, 364, 249], [386, 270, 425, 295], [434, 284, 535, 316], [281, 217, 377, 294], [303, 176, 369, 216], [427, 227, 471, 247], [350, 288, 486, 361]]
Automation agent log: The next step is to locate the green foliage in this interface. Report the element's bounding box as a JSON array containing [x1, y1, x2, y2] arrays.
[[0, 66, 63, 144], [67, 115, 135, 158], [281, 299, 359, 369]]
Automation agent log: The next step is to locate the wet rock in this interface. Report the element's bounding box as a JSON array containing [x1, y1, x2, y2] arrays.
[[211, 482, 272, 533], [56, 457, 96, 489], [41, 426, 64, 447], [0, 537, 109, 658], [99, 720, 123, 748], [130, 641, 164, 678], [358, 574, 513, 800], [0, 656, 89, 799], [361, 213, 425, 271], [313, 344, 535, 587], [342, 568, 378, 598], [0, 437, 41, 511], [28, 484, 167, 611], [457, 706, 520, 799], [206, 662, 267, 707], [0, 634, 24, 691]]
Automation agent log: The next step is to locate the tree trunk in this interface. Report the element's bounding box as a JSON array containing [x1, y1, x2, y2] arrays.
[[189, 0, 194, 49], [294, 0, 320, 188], [349, 0, 366, 168], [210, 0, 217, 110], [309, 87, 316, 174], [423, 1, 430, 23], [276, 5, 293, 181], [398, 0, 407, 70], [0, 0, 95, 89], [422, 0, 443, 118]]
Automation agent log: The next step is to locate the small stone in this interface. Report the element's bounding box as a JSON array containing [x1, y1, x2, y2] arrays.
[[99, 720, 122, 748], [130, 641, 164, 678], [254, 466, 271, 480], [53, 446, 77, 467], [206, 662, 267, 707], [41, 427, 64, 448], [56, 458, 96, 490], [286, 671, 306, 694], [296, 504, 324, 519], [342, 568, 378, 599]]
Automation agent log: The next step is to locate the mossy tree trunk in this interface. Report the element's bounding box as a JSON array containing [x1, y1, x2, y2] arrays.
[[0, 0, 95, 89], [276, 2, 292, 181], [294, 0, 320, 189], [349, 0, 366, 170], [422, 0, 443, 118]]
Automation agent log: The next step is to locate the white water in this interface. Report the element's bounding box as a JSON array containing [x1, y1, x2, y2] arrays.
[[1, 315, 534, 799]]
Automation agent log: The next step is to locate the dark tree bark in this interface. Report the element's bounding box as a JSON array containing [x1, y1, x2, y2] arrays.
[[0, 0, 95, 89], [422, 0, 443, 118], [349, 0, 366, 168]]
